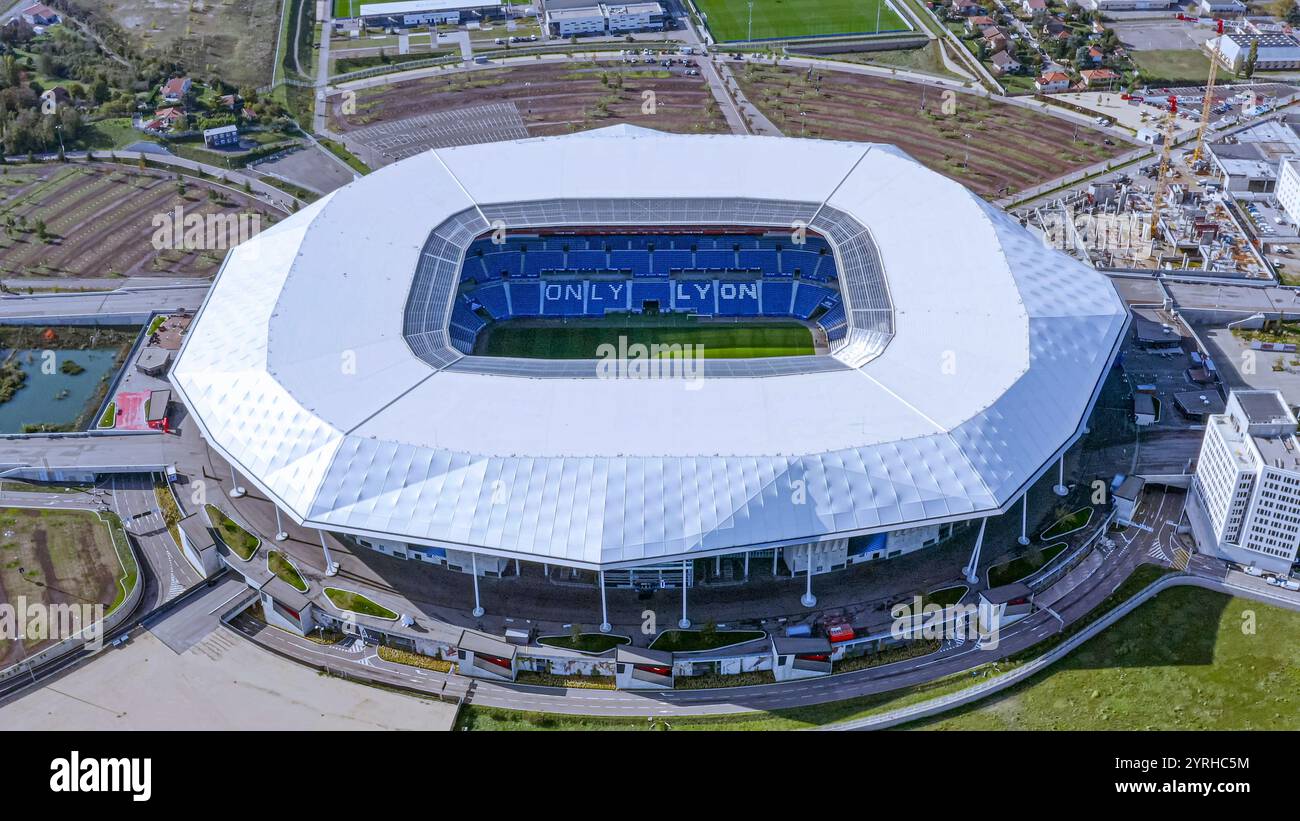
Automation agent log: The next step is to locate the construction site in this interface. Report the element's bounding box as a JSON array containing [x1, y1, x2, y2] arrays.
[[1022, 20, 1300, 280]]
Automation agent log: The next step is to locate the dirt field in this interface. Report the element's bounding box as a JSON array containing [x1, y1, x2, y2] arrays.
[[101, 0, 283, 88], [0, 508, 125, 667], [331, 62, 728, 163], [0, 164, 279, 280], [734, 66, 1126, 198]]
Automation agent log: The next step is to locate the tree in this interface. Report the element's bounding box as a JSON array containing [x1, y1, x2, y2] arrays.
[[1243, 38, 1258, 78]]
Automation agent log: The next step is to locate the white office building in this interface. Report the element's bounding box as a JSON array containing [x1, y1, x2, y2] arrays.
[[545, 1, 663, 35], [1189, 390, 1300, 574], [1277, 157, 1300, 227]]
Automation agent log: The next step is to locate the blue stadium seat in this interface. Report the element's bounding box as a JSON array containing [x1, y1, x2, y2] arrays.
[[567, 250, 608, 271], [653, 250, 693, 275], [611, 250, 652, 277], [737, 249, 778, 273], [473, 282, 511, 320], [587, 280, 630, 314], [815, 255, 838, 281], [523, 251, 565, 276], [631, 281, 672, 312], [483, 251, 522, 278], [540, 280, 587, 316], [716, 280, 760, 316], [791, 283, 835, 320], [694, 249, 735, 270], [508, 282, 542, 316], [782, 250, 819, 277], [672, 278, 715, 314], [760, 281, 795, 316]]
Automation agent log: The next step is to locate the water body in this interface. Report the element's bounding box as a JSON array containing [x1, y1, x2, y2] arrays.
[[0, 349, 120, 434]]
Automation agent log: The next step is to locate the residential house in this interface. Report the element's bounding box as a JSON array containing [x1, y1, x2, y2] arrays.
[[160, 77, 192, 104], [144, 106, 185, 134], [991, 50, 1022, 74], [954, 0, 986, 15], [1086, 44, 1105, 64], [20, 3, 59, 26], [982, 26, 1010, 53], [965, 14, 995, 31], [1021, 0, 1047, 12], [1080, 67, 1119, 88], [1035, 70, 1071, 92]]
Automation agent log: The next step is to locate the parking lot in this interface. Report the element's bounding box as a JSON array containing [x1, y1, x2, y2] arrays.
[[1110, 19, 1210, 52]]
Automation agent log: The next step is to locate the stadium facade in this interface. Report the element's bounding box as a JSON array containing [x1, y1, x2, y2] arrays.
[[171, 126, 1127, 601]]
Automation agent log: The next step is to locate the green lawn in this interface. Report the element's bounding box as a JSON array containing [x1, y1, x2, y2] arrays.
[[695, 0, 908, 41], [333, 0, 362, 16], [538, 633, 631, 653], [1131, 49, 1213, 85], [987, 542, 1066, 588], [324, 587, 398, 619], [204, 504, 260, 561], [914, 587, 1300, 730], [478, 317, 814, 359], [649, 629, 766, 652], [921, 585, 968, 608]]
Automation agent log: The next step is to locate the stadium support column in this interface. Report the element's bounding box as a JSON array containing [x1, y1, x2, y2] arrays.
[[801, 546, 817, 608], [963, 518, 987, 585], [1054, 454, 1069, 497], [318, 530, 338, 577], [599, 570, 611, 633], [274, 507, 288, 542], [228, 465, 245, 498], [1018, 495, 1030, 547], [743, 551, 750, 580], [679, 560, 691, 629], [471, 553, 485, 618]]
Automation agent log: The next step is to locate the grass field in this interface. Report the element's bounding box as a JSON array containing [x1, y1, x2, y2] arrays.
[[915, 587, 1300, 730], [0, 508, 127, 667], [1131, 50, 1213, 86], [477, 317, 815, 359], [695, 0, 908, 41]]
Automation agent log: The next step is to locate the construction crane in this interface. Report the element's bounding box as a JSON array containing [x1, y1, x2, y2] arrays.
[[1192, 18, 1225, 164], [1149, 94, 1180, 240]]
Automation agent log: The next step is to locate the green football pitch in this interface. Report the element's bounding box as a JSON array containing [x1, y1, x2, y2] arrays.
[[694, 0, 909, 42], [477, 317, 815, 359]]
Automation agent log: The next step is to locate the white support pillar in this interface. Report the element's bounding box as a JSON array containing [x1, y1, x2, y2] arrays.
[[772, 547, 779, 575], [471, 553, 484, 618], [963, 518, 988, 585], [599, 570, 611, 633], [743, 550, 750, 580], [274, 506, 288, 541], [1018, 494, 1030, 546], [800, 545, 817, 608], [714, 555, 721, 576], [318, 530, 337, 576], [1053, 455, 1069, 497], [679, 560, 691, 629], [514, 558, 520, 576], [228, 465, 245, 498]]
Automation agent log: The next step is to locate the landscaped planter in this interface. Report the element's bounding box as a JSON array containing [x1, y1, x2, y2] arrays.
[[648, 629, 767, 654], [267, 549, 308, 593], [536, 633, 631, 654], [323, 586, 398, 620], [987, 542, 1067, 588], [204, 504, 260, 561], [1040, 506, 1093, 541]]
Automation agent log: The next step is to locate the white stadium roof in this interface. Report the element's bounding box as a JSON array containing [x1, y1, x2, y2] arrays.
[[172, 126, 1127, 569]]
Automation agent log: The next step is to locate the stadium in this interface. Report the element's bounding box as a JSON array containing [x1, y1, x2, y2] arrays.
[[171, 125, 1127, 615]]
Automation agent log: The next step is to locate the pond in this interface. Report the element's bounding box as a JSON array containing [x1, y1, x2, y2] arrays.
[[0, 348, 121, 434]]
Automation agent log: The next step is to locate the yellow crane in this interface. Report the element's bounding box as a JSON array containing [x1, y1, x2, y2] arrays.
[[1192, 18, 1225, 164], [1149, 94, 1180, 240]]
